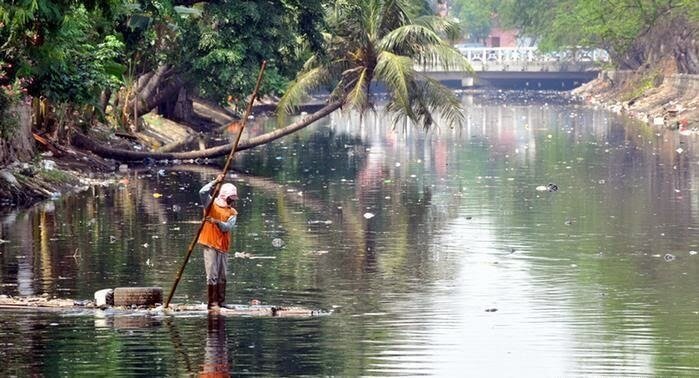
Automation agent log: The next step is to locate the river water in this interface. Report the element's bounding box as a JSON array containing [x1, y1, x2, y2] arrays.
[[1, 92, 699, 376]]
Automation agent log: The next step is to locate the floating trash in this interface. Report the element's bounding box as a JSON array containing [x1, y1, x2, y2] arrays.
[[157, 169, 166, 176], [664, 253, 676, 262], [0, 239, 9, 244], [485, 308, 498, 312], [363, 212, 375, 219], [109, 236, 117, 244], [172, 204, 181, 212], [272, 238, 284, 248], [536, 183, 558, 192], [690, 251, 698, 256], [153, 193, 163, 198]]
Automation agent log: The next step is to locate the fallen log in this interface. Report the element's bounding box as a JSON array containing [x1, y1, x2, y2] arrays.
[[32, 132, 63, 156], [72, 101, 342, 161]]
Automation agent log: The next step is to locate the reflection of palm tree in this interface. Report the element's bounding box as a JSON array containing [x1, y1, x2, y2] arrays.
[[198, 315, 230, 377]]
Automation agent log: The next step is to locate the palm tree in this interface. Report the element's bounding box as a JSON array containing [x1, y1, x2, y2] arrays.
[[279, 0, 469, 130], [73, 0, 471, 161]]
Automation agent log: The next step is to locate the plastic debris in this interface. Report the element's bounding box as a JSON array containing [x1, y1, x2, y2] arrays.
[[153, 193, 163, 198], [109, 235, 117, 244], [363, 212, 375, 219], [676, 147, 684, 154], [536, 183, 559, 192], [42, 160, 56, 170], [272, 238, 284, 248], [485, 308, 498, 312], [664, 253, 676, 262], [0, 239, 9, 244], [118, 164, 128, 173], [690, 251, 698, 256]]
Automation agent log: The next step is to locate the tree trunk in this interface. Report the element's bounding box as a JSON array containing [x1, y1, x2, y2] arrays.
[[99, 88, 112, 114], [125, 66, 182, 119], [618, 14, 698, 74], [0, 104, 34, 165], [137, 65, 169, 107], [172, 87, 193, 122], [71, 101, 343, 161]]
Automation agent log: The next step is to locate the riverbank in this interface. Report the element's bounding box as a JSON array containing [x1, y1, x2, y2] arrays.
[[0, 143, 117, 209], [572, 69, 699, 131], [0, 97, 247, 210]]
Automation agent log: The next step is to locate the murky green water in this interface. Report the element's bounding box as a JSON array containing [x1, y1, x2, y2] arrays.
[[2, 92, 699, 376]]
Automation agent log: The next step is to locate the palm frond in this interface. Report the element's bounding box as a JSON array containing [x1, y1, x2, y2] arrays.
[[415, 15, 462, 41], [384, 74, 464, 130], [378, 0, 413, 36], [413, 74, 464, 129], [378, 24, 443, 54], [344, 67, 370, 111], [375, 50, 414, 110], [415, 44, 472, 72], [277, 66, 330, 122]]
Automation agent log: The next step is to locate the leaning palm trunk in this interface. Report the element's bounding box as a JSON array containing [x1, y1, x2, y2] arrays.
[[72, 101, 343, 162]]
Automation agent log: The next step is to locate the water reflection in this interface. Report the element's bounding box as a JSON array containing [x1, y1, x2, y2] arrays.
[[2, 93, 699, 375], [199, 316, 230, 377]]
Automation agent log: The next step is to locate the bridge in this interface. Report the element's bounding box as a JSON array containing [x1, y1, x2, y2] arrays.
[[422, 47, 610, 90]]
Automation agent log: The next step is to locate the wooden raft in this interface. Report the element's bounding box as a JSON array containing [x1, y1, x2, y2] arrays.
[[0, 295, 326, 317]]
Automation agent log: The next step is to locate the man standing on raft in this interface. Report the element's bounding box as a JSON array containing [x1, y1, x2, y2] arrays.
[[199, 174, 238, 310]]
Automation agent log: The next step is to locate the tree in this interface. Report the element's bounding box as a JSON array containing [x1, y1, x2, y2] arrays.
[[121, 0, 328, 121], [279, 0, 469, 130], [74, 0, 473, 161], [493, 0, 699, 72], [451, 0, 500, 42]]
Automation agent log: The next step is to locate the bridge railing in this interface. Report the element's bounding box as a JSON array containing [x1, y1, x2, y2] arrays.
[[421, 47, 610, 73], [457, 47, 610, 64]]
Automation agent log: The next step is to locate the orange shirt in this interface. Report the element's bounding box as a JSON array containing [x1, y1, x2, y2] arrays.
[[198, 204, 237, 252]]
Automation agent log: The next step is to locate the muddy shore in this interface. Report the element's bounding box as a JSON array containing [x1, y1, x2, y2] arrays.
[[572, 70, 699, 130]]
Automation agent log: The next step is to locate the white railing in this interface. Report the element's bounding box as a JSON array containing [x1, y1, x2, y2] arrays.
[[457, 47, 610, 65]]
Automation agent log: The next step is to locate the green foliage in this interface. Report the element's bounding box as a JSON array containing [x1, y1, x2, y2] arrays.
[[0, 90, 19, 138], [0, 62, 21, 138], [279, 0, 470, 129], [33, 5, 125, 104], [173, 0, 327, 104], [1, 1, 126, 106], [490, 0, 698, 61], [0, 0, 330, 126], [451, 0, 500, 42]]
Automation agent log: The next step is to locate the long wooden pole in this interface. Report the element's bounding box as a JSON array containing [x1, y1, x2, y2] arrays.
[[165, 61, 267, 308]]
